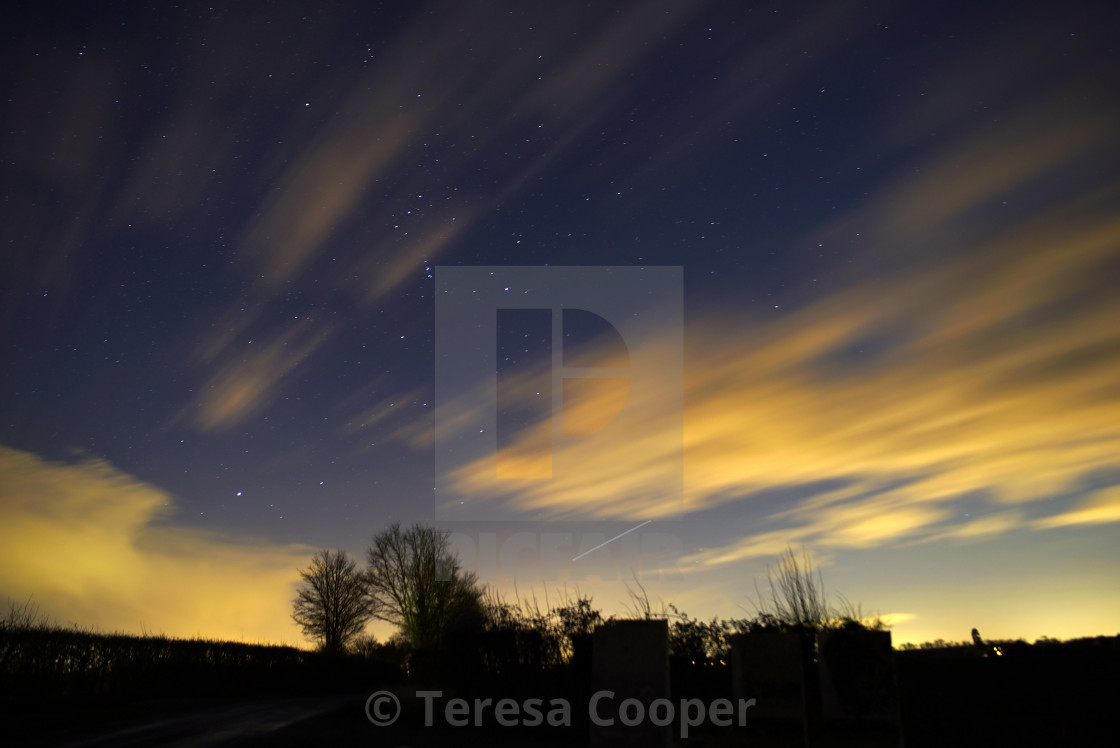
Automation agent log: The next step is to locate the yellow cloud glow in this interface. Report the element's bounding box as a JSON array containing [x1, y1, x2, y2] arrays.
[[0, 446, 314, 645], [1033, 487, 1120, 530], [431, 90, 1120, 565]]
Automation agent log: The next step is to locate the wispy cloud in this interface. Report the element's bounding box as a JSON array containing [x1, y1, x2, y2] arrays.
[[176, 317, 336, 432], [1033, 487, 1120, 530], [430, 83, 1120, 562]]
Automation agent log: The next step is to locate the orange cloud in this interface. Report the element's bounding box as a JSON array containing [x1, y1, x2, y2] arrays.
[[0, 446, 315, 644], [435, 324, 684, 520], [176, 317, 335, 432], [431, 87, 1120, 564]]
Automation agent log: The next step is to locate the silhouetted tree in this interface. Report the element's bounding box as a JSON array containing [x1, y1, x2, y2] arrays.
[[365, 523, 483, 650], [556, 595, 603, 641], [667, 604, 731, 662], [292, 549, 375, 655], [348, 632, 381, 659]]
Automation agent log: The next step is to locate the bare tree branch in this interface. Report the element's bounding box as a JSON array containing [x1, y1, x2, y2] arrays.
[[365, 523, 482, 650], [292, 549, 375, 655]]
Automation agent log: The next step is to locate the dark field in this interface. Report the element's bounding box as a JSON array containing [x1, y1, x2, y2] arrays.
[[3, 630, 1117, 746]]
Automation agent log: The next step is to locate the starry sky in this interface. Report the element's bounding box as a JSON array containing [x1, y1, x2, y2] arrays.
[[2, 0, 1118, 647]]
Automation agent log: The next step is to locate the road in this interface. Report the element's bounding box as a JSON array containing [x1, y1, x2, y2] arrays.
[[30, 695, 355, 747]]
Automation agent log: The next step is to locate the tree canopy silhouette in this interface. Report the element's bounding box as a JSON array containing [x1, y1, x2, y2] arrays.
[[291, 548, 375, 655], [365, 522, 483, 650]]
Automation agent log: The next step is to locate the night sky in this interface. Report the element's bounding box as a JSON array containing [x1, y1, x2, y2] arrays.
[[2, 0, 1118, 647]]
